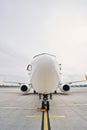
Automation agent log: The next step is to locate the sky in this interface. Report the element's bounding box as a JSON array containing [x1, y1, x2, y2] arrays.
[[0, 0, 87, 81]]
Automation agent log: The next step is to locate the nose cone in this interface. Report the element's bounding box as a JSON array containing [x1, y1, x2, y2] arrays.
[[31, 55, 59, 94], [38, 55, 54, 70]]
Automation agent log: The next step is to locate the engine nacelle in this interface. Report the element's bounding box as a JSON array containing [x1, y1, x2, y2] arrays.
[[60, 84, 71, 93], [20, 84, 30, 93]]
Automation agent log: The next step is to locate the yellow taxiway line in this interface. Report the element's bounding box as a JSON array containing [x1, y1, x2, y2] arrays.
[[0, 106, 36, 110], [51, 103, 87, 107], [50, 115, 65, 118], [0, 103, 87, 110], [26, 115, 65, 119], [44, 111, 48, 130], [26, 115, 41, 118]]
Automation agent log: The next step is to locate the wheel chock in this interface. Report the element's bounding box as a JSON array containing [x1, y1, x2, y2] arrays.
[[40, 108, 47, 112]]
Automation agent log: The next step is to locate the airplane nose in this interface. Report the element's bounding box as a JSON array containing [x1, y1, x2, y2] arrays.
[[37, 56, 54, 70], [31, 55, 59, 94]]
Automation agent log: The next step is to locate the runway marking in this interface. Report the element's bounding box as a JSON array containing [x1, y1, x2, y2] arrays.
[[50, 115, 65, 118], [0, 103, 87, 110], [44, 111, 48, 130], [69, 103, 87, 106], [52, 103, 87, 107], [67, 104, 87, 107], [26, 115, 65, 119], [26, 115, 41, 118], [41, 110, 51, 130], [0, 106, 37, 110]]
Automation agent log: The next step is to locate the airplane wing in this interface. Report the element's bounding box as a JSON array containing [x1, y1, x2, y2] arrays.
[[4, 81, 30, 85], [4, 80, 35, 94], [3, 76, 31, 85], [60, 75, 87, 85], [66, 80, 87, 85], [3, 77, 35, 94], [57, 75, 87, 93]]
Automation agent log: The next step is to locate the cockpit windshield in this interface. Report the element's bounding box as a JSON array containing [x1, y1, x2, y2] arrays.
[[33, 53, 56, 59]]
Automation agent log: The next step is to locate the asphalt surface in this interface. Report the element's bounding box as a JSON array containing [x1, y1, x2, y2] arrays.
[[0, 87, 87, 130]]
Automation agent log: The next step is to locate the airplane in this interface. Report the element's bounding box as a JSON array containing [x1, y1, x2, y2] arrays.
[[4, 53, 87, 111], [21, 53, 62, 110]]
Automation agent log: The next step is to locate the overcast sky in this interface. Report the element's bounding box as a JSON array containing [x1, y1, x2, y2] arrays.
[[0, 0, 87, 80]]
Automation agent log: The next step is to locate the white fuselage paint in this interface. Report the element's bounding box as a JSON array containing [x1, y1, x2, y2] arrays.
[[30, 54, 61, 94]]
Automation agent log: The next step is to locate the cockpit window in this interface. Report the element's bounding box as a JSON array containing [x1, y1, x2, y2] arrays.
[[33, 53, 56, 59]]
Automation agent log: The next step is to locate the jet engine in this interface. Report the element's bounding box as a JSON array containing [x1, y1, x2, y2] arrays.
[[20, 84, 30, 93], [60, 84, 71, 93]]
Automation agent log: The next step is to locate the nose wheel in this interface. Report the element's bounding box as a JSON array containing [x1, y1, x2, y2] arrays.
[[42, 101, 49, 111], [39, 94, 52, 111]]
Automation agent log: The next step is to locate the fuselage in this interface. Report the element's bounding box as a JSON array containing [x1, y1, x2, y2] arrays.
[[21, 53, 70, 94], [30, 53, 61, 94]]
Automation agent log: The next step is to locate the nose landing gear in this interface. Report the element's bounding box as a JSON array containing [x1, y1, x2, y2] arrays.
[[41, 101, 49, 111], [40, 94, 52, 111]]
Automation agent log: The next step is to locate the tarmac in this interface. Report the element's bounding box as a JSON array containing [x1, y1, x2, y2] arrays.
[[0, 87, 87, 130]]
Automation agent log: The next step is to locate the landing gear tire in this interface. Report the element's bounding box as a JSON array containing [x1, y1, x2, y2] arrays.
[[50, 94, 52, 100], [47, 101, 49, 111], [42, 101, 45, 109], [54, 91, 57, 94], [41, 101, 50, 111], [34, 90, 36, 94], [39, 94, 41, 100]]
